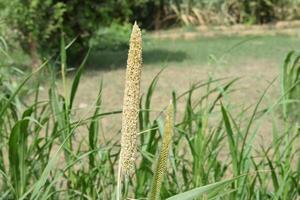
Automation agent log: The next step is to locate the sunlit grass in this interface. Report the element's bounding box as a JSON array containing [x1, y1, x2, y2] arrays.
[[0, 27, 299, 199], [85, 34, 300, 69]]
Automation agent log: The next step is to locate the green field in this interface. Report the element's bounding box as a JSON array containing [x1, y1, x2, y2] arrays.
[[86, 33, 300, 70], [1, 29, 300, 199]]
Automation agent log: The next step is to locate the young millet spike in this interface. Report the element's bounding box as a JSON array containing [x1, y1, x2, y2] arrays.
[[149, 102, 174, 200], [120, 22, 142, 175]]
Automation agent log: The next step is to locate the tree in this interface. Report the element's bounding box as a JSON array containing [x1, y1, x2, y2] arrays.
[[1, 0, 66, 68], [0, 0, 134, 68]]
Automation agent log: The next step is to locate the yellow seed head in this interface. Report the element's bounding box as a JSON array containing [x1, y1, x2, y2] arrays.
[[149, 102, 174, 200], [120, 22, 142, 175]]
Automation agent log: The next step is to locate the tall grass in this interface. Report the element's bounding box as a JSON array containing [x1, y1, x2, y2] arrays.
[[281, 50, 300, 121], [0, 23, 299, 200]]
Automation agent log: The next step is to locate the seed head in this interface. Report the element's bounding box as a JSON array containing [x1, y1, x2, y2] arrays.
[[149, 101, 174, 200], [120, 22, 142, 175]]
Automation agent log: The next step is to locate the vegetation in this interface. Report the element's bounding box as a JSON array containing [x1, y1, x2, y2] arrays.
[[0, 0, 133, 66], [281, 51, 300, 121], [170, 0, 300, 26], [0, 22, 299, 200], [1, 0, 300, 68], [87, 33, 300, 70]]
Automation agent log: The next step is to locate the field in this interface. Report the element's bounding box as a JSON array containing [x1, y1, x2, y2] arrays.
[[74, 32, 300, 137], [1, 26, 300, 199]]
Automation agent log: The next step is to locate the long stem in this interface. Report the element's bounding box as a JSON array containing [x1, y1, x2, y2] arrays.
[[116, 160, 122, 200]]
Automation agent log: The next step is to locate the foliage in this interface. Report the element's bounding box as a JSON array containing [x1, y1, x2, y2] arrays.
[[0, 39, 299, 199], [167, 0, 300, 26], [281, 51, 300, 121], [89, 22, 132, 51], [0, 0, 134, 64], [1, 0, 300, 68], [0, 3, 300, 199], [0, 0, 66, 57]]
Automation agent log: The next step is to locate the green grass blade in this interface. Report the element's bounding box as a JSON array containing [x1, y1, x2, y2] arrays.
[[69, 49, 91, 110], [265, 152, 279, 192], [220, 103, 239, 176], [8, 108, 33, 198], [88, 81, 102, 169], [144, 68, 164, 128], [166, 176, 244, 200], [0, 61, 48, 117]]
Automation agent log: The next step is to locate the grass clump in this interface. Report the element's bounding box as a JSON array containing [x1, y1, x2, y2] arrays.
[[0, 22, 299, 200]]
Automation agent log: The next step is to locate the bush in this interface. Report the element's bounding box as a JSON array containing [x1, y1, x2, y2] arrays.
[[0, 0, 134, 67], [89, 22, 132, 51]]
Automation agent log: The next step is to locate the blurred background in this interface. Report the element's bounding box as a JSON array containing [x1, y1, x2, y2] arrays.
[[1, 0, 300, 131], [0, 0, 300, 130], [1, 0, 300, 68]]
